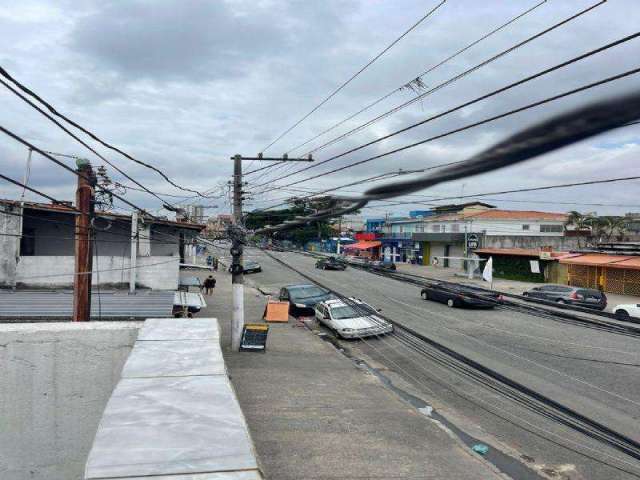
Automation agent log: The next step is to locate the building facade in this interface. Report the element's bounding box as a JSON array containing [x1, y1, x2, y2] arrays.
[[0, 200, 204, 290]]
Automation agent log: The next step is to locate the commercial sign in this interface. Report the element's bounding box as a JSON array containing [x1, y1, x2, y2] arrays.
[[466, 233, 480, 250]]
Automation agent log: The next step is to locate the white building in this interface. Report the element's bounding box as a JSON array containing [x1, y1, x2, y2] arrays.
[[0, 199, 205, 290], [383, 203, 570, 267]]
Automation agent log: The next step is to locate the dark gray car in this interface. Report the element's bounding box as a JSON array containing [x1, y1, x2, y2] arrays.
[[523, 284, 607, 310], [279, 284, 333, 314]]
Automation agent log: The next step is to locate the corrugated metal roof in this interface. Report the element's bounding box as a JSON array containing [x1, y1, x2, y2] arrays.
[[559, 254, 634, 267], [0, 290, 174, 319]]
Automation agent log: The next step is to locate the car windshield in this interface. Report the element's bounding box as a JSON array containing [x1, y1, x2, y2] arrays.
[[245, 261, 258, 267], [330, 303, 377, 319], [290, 286, 327, 299]]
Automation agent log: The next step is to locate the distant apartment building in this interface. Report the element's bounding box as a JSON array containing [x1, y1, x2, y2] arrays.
[[206, 214, 233, 237]]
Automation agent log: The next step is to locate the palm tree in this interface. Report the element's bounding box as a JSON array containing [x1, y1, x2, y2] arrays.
[[565, 211, 593, 247]]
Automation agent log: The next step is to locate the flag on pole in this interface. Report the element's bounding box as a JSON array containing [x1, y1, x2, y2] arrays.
[[482, 256, 493, 283]]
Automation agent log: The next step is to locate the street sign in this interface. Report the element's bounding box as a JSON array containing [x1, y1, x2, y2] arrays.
[[467, 233, 480, 250]]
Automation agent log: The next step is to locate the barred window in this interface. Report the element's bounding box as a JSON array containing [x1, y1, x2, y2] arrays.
[[540, 224, 563, 232]]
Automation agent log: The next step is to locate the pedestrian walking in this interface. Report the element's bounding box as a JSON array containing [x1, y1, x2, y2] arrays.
[[204, 275, 216, 295]]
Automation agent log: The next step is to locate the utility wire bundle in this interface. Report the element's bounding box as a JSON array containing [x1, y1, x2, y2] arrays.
[[256, 91, 640, 234]]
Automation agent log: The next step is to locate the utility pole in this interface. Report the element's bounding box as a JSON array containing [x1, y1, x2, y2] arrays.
[[130, 211, 138, 294], [73, 160, 95, 322], [229, 153, 314, 350]]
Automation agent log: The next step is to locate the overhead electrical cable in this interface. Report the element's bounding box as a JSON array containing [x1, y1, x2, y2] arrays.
[[0, 66, 208, 197], [259, 0, 449, 154], [282, 0, 549, 158], [255, 88, 640, 233], [252, 23, 631, 190], [0, 173, 72, 205], [257, 65, 640, 195], [0, 79, 184, 209], [0, 125, 156, 218]]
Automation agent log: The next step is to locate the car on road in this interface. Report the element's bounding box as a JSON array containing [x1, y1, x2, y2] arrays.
[[228, 260, 262, 274], [279, 284, 333, 314], [522, 285, 607, 310], [315, 298, 393, 339], [368, 259, 397, 271], [315, 257, 347, 270], [420, 282, 501, 308], [612, 303, 640, 321]]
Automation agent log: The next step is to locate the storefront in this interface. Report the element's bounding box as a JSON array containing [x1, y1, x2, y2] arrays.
[[560, 254, 640, 295], [380, 238, 422, 263], [412, 233, 466, 267], [343, 240, 382, 259]]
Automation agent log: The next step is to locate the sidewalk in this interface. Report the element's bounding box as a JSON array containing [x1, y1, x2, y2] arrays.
[[395, 263, 640, 313], [190, 270, 505, 480]]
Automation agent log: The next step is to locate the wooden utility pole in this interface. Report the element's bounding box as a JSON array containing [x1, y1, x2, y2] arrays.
[[73, 161, 95, 322], [229, 153, 313, 350]]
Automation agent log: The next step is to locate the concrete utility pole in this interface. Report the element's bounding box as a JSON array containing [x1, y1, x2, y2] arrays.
[[130, 211, 138, 294], [229, 153, 314, 350], [73, 160, 95, 322]]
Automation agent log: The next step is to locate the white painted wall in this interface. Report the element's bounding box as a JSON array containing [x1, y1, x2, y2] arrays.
[[15, 256, 179, 290], [431, 220, 565, 237], [0, 322, 141, 480]]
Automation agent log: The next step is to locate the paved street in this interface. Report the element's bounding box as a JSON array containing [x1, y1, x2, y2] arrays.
[[240, 248, 640, 480]]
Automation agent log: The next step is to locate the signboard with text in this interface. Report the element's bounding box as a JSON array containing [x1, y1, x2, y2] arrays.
[[467, 233, 480, 250]]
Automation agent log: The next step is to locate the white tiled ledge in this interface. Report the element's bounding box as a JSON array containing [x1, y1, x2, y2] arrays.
[[84, 318, 262, 480]]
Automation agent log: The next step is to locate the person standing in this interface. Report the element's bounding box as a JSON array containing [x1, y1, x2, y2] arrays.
[[204, 275, 216, 295]]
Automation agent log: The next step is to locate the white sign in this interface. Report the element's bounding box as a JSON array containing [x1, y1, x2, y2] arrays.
[[482, 256, 493, 284], [530, 260, 540, 274]]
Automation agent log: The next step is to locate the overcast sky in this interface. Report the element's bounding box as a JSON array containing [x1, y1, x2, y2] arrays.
[[1, 0, 639, 220]]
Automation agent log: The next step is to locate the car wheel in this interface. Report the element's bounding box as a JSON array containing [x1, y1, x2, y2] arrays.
[[616, 309, 630, 320], [447, 298, 455, 308], [522, 292, 528, 297], [556, 299, 566, 305]]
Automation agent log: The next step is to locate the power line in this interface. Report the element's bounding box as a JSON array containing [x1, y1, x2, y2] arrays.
[[370, 175, 640, 208], [255, 88, 640, 233], [0, 125, 156, 218], [260, 0, 448, 153], [302, 0, 606, 158], [0, 173, 70, 206], [0, 78, 179, 209], [0, 66, 208, 197], [283, 0, 549, 158], [259, 65, 640, 194], [253, 19, 629, 190]]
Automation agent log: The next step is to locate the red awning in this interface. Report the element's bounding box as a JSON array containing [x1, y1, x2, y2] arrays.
[[559, 254, 632, 267], [344, 240, 382, 250]]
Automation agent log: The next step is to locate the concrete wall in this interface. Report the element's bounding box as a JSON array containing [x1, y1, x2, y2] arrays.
[[0, 206, 21, 287], [15, 256, 180, 290], [0, 322, 142, 480], [484, 235, 583, 250]]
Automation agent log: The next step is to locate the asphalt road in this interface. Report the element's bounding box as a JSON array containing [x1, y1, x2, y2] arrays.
[[244, 248, 640, 480]]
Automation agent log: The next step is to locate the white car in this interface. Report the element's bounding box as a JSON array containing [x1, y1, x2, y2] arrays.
[[612, 303, 640, 321], [314, 298, 393, 339]]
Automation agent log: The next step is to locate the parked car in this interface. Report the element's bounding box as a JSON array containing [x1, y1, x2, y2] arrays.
[[522, 285, 607, 310], [228, 260, 262, 274], [420, 282, 501, 308], [612, 304, 640, 321], [315, 297, 393, 339], [279, 284, 333, 314], [368, 260, 397, 271], [315, 257, 347, 270]]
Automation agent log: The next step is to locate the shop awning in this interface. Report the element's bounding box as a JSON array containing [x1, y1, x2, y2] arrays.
[[559, 254, 633, 267], [344, 240, 382, 250]]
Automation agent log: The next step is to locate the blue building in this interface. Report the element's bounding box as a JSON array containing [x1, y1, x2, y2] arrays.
[[365, 218, 385, 233], [409, 210, 435, 218]]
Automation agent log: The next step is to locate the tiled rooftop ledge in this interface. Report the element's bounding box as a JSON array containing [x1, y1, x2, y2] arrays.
[[84, 318, 263, 480]]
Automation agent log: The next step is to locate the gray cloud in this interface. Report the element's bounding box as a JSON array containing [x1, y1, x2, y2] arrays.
[[0, 0, 638, 219]]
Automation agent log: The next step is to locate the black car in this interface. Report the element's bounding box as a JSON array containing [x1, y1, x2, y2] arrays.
[[420, 282, 501, 309], [228, 260, 262, 274], [315, 257, 346, 271], [522, 285, 607, 310], [279, 284, 333, 314]]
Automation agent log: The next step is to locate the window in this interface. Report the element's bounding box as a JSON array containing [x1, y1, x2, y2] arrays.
[[399, 226, 404, 233], [20, 227, 35, 256], [451, 224, 460, 232], [431, 224, 441, 232], [540, 224, 563, 233], [522, 224, 530, 231]]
